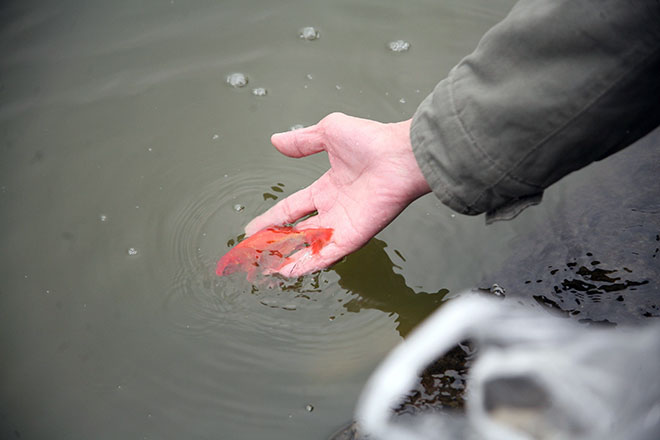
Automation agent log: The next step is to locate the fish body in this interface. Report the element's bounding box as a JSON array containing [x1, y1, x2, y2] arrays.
[[216, 226, 333, 280]]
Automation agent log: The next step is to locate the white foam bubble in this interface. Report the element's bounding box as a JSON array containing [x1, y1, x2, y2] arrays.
[[299, 26, 319, 40], [226, 72, 248, 88], [388, 40, 410, 52]]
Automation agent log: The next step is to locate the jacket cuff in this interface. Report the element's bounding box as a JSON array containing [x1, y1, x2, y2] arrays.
[[411, 75, 480, 215]]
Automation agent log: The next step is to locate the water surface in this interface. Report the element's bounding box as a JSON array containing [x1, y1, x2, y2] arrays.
[[0, 1, 532, 438]]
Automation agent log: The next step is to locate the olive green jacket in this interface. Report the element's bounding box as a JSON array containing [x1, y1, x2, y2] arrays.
[[411, 0, 660, 222]]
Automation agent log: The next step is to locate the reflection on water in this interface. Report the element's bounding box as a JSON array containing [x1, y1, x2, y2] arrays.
[[335, 238, 449, 337]]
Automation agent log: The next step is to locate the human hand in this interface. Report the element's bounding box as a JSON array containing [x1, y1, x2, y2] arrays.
[[245, 112, 432, 276]]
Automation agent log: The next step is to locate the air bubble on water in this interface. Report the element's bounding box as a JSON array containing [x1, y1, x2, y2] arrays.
[[233, 204, 245, 212], [224, 174, 228, 178], [147, 147, 153, 152], [127, 247, 138, 256], [252, 87, 267, 96], [45, 289, 51, 294], [289, 124, 304, 131], [388, 40, 411, 52], [299, 26, 319, 40], [212, 134, 219, 140], [305, 404, 314, 412], [399, 98, 406, 104], [99, 214, 108, 222], [335, 84, 342, 91], [135, 205, 140, 209], [226, 72, 248, 88], [306, 73, 313, 80]]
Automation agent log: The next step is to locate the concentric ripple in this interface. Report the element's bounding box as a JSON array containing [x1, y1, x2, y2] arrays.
[[159, 170, 281, 334], [141, 164, 404, 433]]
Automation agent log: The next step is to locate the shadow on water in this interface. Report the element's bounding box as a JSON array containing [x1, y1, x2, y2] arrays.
[[332, 238, 449, 338], [326, 239, 475, 440], [243, 235, 450, 338]]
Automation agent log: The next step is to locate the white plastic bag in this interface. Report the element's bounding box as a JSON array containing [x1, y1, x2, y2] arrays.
[[356, 295, 660, 440]]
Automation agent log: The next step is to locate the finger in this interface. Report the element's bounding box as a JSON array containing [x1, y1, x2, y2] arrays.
[[244, 186, 316, 236], [271, 125, 325, 158], [293, 215, 324, 229], [277, 243, 344, 277], [295, 216, 369, 252]]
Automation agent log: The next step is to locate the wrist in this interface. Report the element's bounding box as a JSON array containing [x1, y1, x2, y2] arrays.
[[389, 119, 432, 201]]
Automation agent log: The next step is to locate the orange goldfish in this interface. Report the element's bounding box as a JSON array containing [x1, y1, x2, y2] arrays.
[[216, 226, 333, 281]]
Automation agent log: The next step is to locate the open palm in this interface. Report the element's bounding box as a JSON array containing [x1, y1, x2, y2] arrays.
[[245, 112, 431, 276]]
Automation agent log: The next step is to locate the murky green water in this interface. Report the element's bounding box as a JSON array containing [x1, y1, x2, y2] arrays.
[[0, 1, 535, 438]]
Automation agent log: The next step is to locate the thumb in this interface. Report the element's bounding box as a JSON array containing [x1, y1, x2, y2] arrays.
[[271, 125, 325, 158]]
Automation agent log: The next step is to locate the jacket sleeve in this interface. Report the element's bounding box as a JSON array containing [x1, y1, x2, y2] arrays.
[[411, 0, 660, 221]]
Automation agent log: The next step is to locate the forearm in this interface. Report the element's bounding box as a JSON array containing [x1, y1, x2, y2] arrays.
[[411, 0, 660, 217]]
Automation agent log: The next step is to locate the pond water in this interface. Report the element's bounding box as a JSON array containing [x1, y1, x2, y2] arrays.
[[0, 0, 601, 438]]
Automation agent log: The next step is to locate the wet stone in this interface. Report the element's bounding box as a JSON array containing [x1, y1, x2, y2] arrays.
[[388, 39, 411, 52], [299, 26, 319, 40], [226, 72, 248, 88]]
